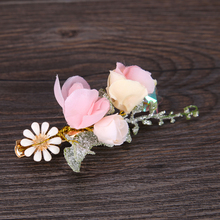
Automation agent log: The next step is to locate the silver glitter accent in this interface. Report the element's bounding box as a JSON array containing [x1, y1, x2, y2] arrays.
[[125, 102, 199, 135], [170, 118, 175, 123], [193, 111, 199, 117], [142, 120, 152, 125], [132, 125, 139, 135], [126, 130, 132, 143], [64, 131, 113, 172], [158, 120, 164, 126], [184, 108, 190, 114]]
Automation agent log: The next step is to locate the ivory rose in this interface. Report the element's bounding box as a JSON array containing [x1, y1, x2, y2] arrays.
[[94, 114, 129, 145], [107, 62, 155, 113], [54, 75, 110, 129]]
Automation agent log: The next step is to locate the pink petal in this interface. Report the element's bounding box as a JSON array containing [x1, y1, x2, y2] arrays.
[[123, 66, 155, 94], [64, 89, 100, 129], [54, 75, 65, 108], [68, 83, 84, 96], [115, 116, 128, 139], [79, 98, 110, 129], [94, 114, 114, 127], [115, 62, 125, 75], [61, 76, 90, 101], [95, 117, 118, 144]]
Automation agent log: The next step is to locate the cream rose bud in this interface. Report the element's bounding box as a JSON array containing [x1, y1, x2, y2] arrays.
[[94, 114, 129, 146], [107, 62, 155, 113]]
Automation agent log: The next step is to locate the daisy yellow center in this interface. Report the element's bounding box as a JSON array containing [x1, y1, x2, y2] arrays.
[[33, 134, 49, 151]]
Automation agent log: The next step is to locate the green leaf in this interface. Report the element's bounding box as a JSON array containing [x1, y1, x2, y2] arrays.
[[64, 143, 95, 172], [126, 129, 132, 143], [64, 146, 82, 173], [64, 131, 113, 172]]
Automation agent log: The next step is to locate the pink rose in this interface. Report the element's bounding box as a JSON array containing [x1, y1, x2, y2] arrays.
[[54, 75, 110, 129], [107, 62, 156, 113], [114, 62, 155, 93], [94, 114, 129, 146]]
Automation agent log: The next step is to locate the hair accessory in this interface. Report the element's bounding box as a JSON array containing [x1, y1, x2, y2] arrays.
[[15, 62, 199, 172]]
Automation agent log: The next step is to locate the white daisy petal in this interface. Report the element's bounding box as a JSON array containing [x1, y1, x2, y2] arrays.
[[48, 137, 62, 145], [33, 150, 42, 162], [24, 146, 36, 157], [42, 149, 52, 162], [31, 122, 40, 135], [48, 145, 60, 154], [23, 129, 35, 140], [41, 122, 49, 135], [47, 127, 59, 138], [21, 138, 33, 147]]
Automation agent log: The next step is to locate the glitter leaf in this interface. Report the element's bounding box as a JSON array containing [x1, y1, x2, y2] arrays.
[[64, 131, 105, 172]]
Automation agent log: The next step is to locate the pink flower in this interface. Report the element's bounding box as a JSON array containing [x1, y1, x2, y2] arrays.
[[54, 75, 110, 129], [107, 62, 156, 113], [114, 62, 155, 93], [94, 114, 129, 145]]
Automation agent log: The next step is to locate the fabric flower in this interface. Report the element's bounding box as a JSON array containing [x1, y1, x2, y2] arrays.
[[107, 62, 155, 113], [54, 75, 110, 129], [20, 122, 61, 162], [94, 114, 129, 145]]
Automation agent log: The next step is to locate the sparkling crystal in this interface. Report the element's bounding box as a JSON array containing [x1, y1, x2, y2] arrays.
[[143, 89, 158, 112]]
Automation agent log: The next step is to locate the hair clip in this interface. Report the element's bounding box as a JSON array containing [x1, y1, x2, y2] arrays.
[[15, 62, 199, 172]]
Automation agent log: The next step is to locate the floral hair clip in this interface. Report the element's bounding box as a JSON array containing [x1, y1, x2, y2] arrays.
[[15, 62, 199, 172]]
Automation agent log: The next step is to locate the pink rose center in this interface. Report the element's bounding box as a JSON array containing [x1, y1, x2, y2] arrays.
[[68, 83, 84, 96]]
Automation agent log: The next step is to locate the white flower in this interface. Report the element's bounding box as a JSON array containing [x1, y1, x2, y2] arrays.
[[20, 122, 62, 162], [94, 114, 129, 146]]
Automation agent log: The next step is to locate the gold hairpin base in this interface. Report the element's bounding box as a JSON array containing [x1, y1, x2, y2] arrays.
[[15, 140, 26, 158]]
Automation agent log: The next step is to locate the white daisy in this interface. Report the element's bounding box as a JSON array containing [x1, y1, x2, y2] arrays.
[[20, 122, 62, 162]]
